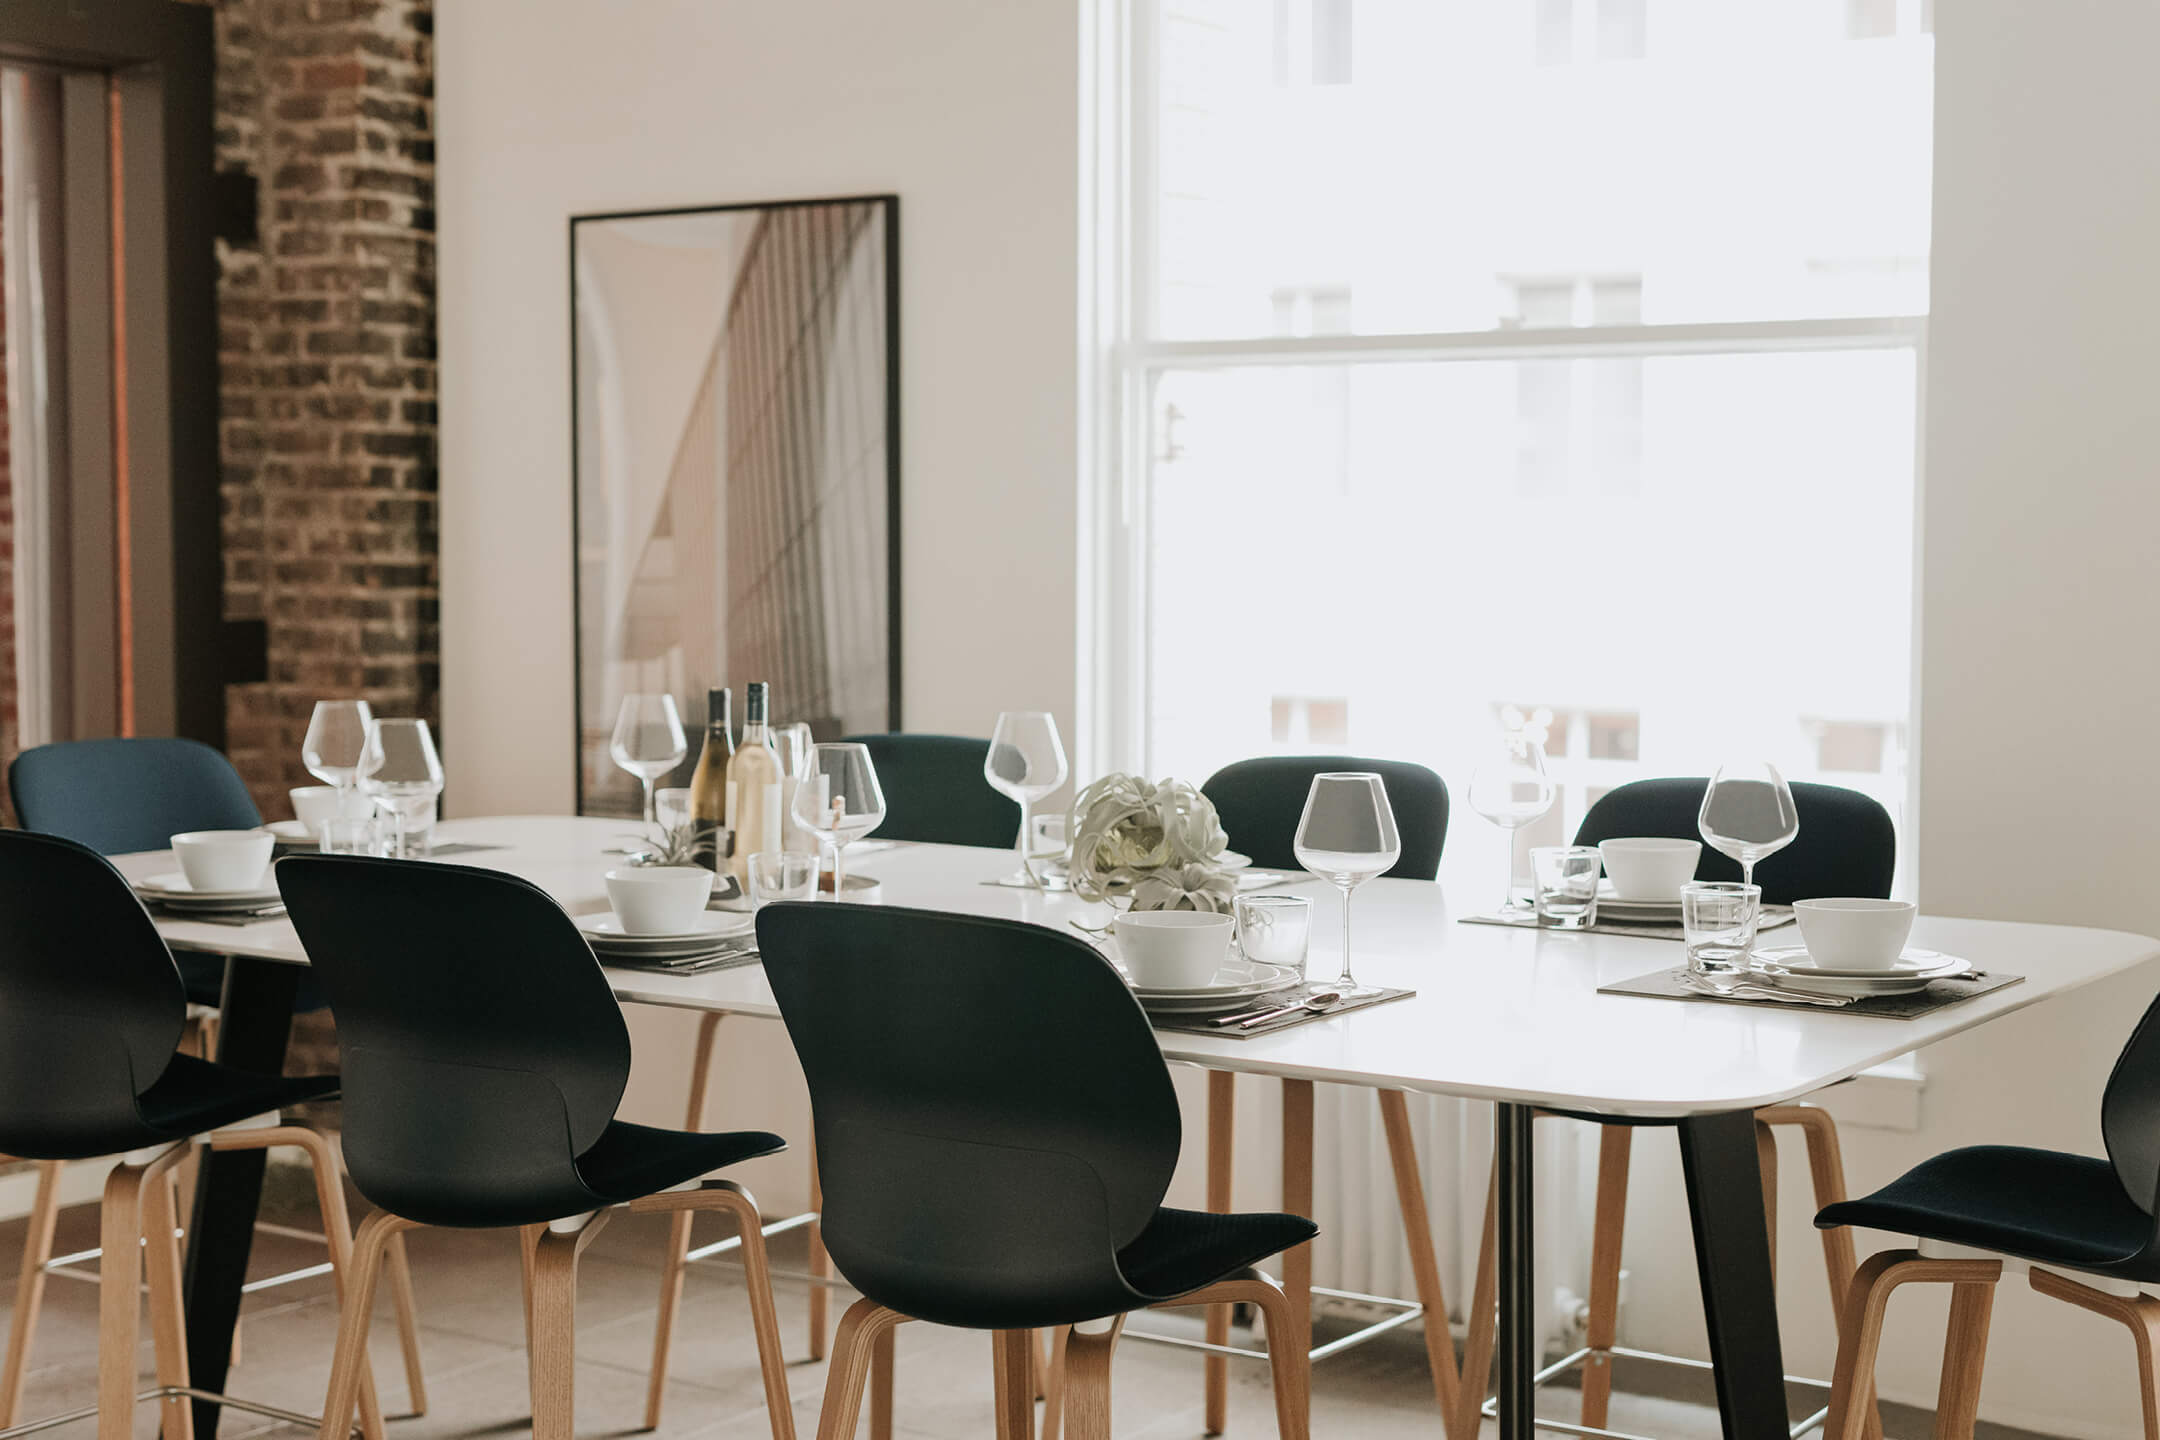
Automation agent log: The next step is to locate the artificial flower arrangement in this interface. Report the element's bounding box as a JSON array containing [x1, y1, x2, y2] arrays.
[[1066, 773, 1237, 912]]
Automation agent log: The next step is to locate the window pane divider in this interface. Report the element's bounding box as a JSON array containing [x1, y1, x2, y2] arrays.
[[1126, 315, 1923, 370]]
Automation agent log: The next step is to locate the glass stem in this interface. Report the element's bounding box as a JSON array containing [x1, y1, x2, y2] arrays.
[[1741, 858, 1755, 888], [1339, 884, 1356, 991], [392, 807, 408, 860], [833, 841, 847, 902], [640, 776, 657, 826], [1017, 797, 1035, 886]]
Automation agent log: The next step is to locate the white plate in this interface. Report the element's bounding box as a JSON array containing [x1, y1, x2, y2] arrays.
[[266, 820, 317, 843], [576, 911, 754, 946], [1749, 946, 1970, 996], [134, 871, 281, 906], [1752, 944, 1966, 979], [1129, 957, 1298, 1000], [1138, 985, 1300, 1014]]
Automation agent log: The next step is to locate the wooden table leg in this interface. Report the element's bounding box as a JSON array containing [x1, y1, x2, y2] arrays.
[[1579, 1124, 1633, 1435], [1204, 1070, 1235, 1435], [1377, 1090, 1465, 1433], [1280, 1079, 1315, 1428]]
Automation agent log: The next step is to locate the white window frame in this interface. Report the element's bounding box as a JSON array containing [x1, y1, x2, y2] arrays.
[[1078, 0, 1930, 896]]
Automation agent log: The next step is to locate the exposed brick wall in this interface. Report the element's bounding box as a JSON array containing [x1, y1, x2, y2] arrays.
[[215, 0, 438, 820]]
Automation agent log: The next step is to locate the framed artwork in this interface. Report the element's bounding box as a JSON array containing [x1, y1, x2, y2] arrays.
[[569, 195, 899, 815]]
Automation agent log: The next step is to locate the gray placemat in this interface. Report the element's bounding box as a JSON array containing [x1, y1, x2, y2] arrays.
[[1150, 986, 1415, 1039], [1460, 907, 1796, 941], [1598, 965, 2022, 1019]]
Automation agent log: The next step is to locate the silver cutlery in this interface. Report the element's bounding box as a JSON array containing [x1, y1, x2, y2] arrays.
[[1225, 990, 1346, 1029], [1681, 973, 1850, 1008], [1210, 989, 1338, 1027]]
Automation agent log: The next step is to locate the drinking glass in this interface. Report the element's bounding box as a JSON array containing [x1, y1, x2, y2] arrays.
[[318, 816, 382, 856], [1467, 734, 1557, 915], [358, 718, 443, 860], [302, 699, 374, 799], [792, 743, 887, 900], [655, 786, 692, 835], [748, 851, 819, 908], [1530, 845, 1602, 930], [1681, 881, 1763, 974], [1292, 772, 1400, 1001], [774, 722, 815, 851], [984, 711, 1069, 887], [609, 693, 688, 825], [1698, 760, 1800, 887], [1235, 893, 1313, 983]]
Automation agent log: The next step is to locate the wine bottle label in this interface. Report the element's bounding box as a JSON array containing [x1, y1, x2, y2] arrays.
[[725, 779, 738, 831]]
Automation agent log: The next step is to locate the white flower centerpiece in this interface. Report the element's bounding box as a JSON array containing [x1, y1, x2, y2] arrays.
[[1066, 773, 1237, 913]]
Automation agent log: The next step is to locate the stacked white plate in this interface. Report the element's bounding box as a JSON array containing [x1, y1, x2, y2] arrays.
[[1595, 884, 1683, 924], [575, 911, 757, 971], [1128, 956, 1300, 1015], [1748, 945, 1971, 997], [134, 871, 283, 915]]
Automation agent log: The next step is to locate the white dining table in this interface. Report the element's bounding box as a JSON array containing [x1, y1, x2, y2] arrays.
[[121, 815, 2160, 1440]]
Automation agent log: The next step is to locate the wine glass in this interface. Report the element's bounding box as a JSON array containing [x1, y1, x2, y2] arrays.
[[983, 711, 1069, 887], [1466, 734, 1557, 915], [1698, 760, 1799, 888], [792, 742, 887, 900], [302, 699, 374, 800], [358, 718, 444, 859], [1292, 773, 1400, 1002], [609, 693, 687, 824]]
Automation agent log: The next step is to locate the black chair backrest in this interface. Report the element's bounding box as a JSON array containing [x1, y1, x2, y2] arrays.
[[841, 733, 1021, 848], [275, 855, 635, 1227], [1571, 777, 1894, 906], [0, 830, 187, 1158], [1201, 756, 1449, 880], [2104, 993, 2160, 1218], [757, 901, 1181, 1328], [10, 737, 262, 856]]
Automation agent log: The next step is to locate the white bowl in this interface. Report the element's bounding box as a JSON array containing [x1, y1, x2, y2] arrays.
[[1117, 910, 1234, 990], [1596, 837, 1702, 901], [604, 867, 716, 936], [289, 786, 375, 836], [171, 830, 275, 893], [1792, 898, 1917, 971]]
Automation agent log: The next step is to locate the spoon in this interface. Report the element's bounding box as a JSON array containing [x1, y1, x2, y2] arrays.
[[1214, 990, 1344, 1029]]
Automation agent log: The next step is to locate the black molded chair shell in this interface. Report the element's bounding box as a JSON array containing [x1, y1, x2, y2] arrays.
[[1202, 756, 1449, 880], [757, 901, 1316, 1330], [841, 733, 1021, 848], [276, 855, 783, 1229], [1573, 777, 1895, 906], [0, 830, 335, 1159], [10, 737, 262, 857]]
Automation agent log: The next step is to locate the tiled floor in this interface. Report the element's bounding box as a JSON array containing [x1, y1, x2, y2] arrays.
[[0, 1174, 1997, 1439]]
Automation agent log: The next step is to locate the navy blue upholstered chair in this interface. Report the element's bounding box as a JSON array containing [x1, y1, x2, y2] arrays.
[[841, 733, 1021, 848], [1574, 776, 1895, 906], [1814, 993, 2160, 1436], [1201, 755, 1449, 880]]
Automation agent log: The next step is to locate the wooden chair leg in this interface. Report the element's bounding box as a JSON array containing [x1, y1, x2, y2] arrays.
[[529, 1214, 612, 1440], [140, 1161, 195, 1440], [98, 1146, 183, 1440], [1156, 1276, 1308, 1440], [1041, 1326, 1070, 1440], [1760, 1101, 1880, 1440], [1279, 1079, 1315, 1424], [1059, 1316, 1127, 1440], [0, 1158, 62, 1429], [1579, 1123, 1634, 1434], [1204, 1069, 1235, 1435], [1030, 1328, 1049, 1402], [382, 1234, 428, 1415], [811, 1299, 907, 1440], [2029, 1268, 2160, 1440], [1934, 1280, 1995, 1439], [809, 1141, 831, 1361], [518, 1223, 543, 1425], [1823, 1250, 2001, 1440], [647, 1011, 725, 1427], [318, 1211, 416, 1440], [1377, 1090, 1466, 1434], [993, 1330, 1036, 1440], [1755, 1118, 1779, 1274]]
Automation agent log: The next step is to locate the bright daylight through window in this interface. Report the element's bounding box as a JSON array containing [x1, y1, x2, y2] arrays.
[[1108, 0, 1933, 900]]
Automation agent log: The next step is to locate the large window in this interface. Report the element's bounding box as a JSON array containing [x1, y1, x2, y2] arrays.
[[1098, 0, 1932, 897]]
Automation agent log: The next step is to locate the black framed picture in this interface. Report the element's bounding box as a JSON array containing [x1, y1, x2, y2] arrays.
[[569, 195, 900, 816]]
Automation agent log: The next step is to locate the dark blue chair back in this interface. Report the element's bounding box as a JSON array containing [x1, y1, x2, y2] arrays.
[[841, 733, 1021, 848], [1572, 776, 1894, 906], [1201, 756, 1449, 880], [10, 737, 261, 856]]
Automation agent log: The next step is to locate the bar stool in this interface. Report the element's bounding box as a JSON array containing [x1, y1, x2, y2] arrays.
[[1816, 988, 2160, 1440], [757, 900, 1318, 1440], [0, 830, 390, 1440], [276, 855, 798, 1440]]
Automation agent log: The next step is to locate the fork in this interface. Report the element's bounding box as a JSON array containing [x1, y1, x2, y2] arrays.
[[1681, 973, 1851, 1008]]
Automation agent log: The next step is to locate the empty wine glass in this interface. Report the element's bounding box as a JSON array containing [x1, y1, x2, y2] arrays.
[[1698, 760, 1799, 888], [609, 693, 687, 824], [1292, 772, 1400, 1002], [358, 718, 443, 860], [984, 711, 1069, 887], [302, 699, 374, 799], [1467, 734, 1557, 915], [792, 742, 887, 900]]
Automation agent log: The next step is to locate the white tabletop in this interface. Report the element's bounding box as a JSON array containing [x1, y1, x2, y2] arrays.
[[118, 815, 2160, 1119]]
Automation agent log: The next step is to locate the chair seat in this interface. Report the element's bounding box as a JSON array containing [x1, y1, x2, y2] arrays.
[[574, 1119, 787, 1203], [135, 1055, 339, 1148], [1818, 1145, 2160, 1280], [1117, 1206, 1319, 1302]]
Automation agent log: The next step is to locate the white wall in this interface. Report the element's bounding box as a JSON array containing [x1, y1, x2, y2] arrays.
[[439, 2, 2160, 1432]]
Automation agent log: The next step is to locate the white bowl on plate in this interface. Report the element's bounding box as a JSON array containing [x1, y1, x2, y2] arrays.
[[1596, 837, 1701, 901], [1117, 910, 1234, 990], [171, 830, 275, 893], [1792, 898, 1916, 971], [289, 785, 374, 836], [604, 867, 715, 936]]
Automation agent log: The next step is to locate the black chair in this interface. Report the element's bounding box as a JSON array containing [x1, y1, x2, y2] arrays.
[[276, 855, 796, 1440], [1574, 776, 1895, 905], [842, 733, 1021, 847], [757, 901, 1317, 1440], [1814, 992, 2160, 1437], [1201, 756, 1449, 880], [0, 830, 392, 1440]]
